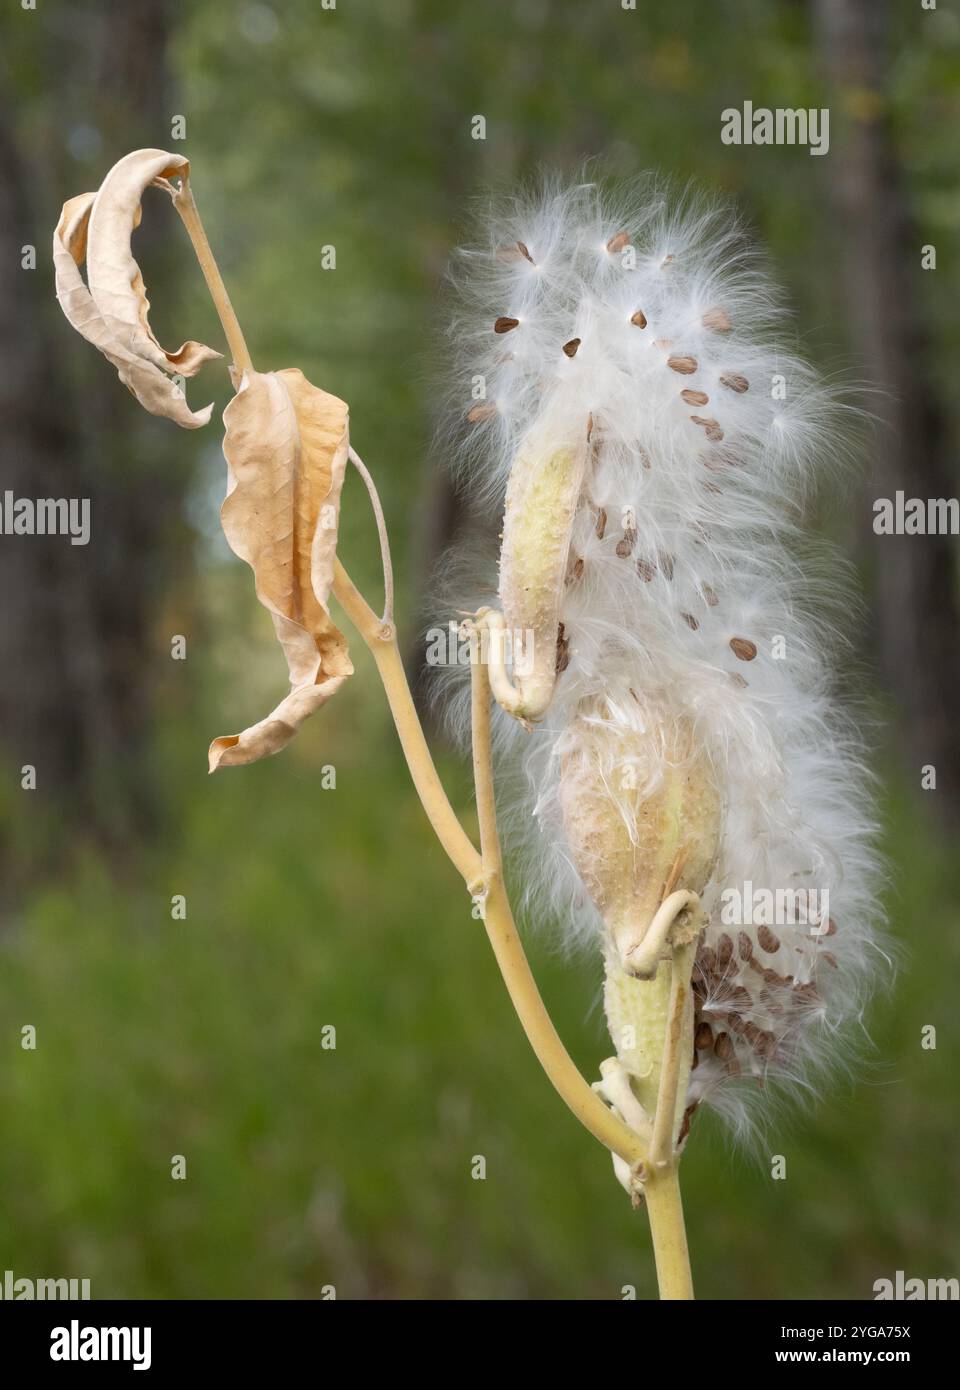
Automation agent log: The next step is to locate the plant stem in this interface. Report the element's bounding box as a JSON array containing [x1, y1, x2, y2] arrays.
[[643, 1165, 694, 1299], [650, 939, 697, 1167], [470, 646, 646, 1167], [171, 186, 687, 1293], [331, 558, 482, 890], [347, 447, 395, 626], [172, 178, 253, 376]]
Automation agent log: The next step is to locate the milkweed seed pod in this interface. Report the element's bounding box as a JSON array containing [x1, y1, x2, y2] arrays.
[[497, 421, 588, 720], [440, 175, 886, 1134], [556, 698, 721, 974]]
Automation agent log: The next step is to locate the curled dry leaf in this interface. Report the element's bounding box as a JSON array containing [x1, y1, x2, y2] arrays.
[[53, 148, 220, 428], [208, 369, 353, 771]]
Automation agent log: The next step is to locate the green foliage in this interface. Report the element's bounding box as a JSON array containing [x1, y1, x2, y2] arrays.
[[1, 694, 958, 1296]]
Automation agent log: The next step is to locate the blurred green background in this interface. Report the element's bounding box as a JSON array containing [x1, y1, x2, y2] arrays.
[[1, 0, 959, 1299]]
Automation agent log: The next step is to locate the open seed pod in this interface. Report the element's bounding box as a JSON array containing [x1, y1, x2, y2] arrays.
[[496, 419, 589, 721], [557, 695, 722, 974], [559, 696, 722, 1139]]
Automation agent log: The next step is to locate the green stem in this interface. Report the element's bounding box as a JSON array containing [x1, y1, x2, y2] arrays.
[[644, 1165, 694, 1299]]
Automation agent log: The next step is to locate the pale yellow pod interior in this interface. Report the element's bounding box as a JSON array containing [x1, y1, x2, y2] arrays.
[[498, 433, 585, 720]]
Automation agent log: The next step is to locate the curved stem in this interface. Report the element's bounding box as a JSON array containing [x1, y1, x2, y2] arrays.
[[625, 889, 701, 979], [348, 446, 394, 626], [475, 607, 528, 723], [331, 558, 482, 890], [470, 643, 646, 1167], [172, 178, 253, 376]]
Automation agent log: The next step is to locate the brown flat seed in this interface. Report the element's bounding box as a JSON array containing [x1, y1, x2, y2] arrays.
[[595, 507, 607, 539], [757, 1030, 777, 1057], [658, 552, 675, 580], [695, 1021, 714, 1050], [825, 917, 838, 936], [698, 946, 716, 974], [702, 306, 732, 332], [729, 672, 748, 688], [586, 413, 594, 440], [638, 446, 652, 469], [494, 316, 519, 333], [757, 925, 781, 954], [705, 445, 744, 469], [572, 557, 584, 580], [716, 933, 734, 969], [496, 241, 534, 264], [667, 354, 698, 374], [555, 623, 570, 674], [607, 229, 631, 253], [653, 337, 673, 349], [630, 309, 648, 328], [691, 415, 724, 442], [738, 931, 753, 960], [730, 636, 758, 661], [637, 558, 656, 582], [682, 612, 699, 631], [720, 372, 749, 393], [615, 531, 636, 558], [714, 1032, 734, 1061], [701, 583, 719, 607], [466, 403, 497, 422], [750, 959, 794, 988], [823, 951, 838, 968], [681, 389, 709, 406], [562, 337, 581, 358]]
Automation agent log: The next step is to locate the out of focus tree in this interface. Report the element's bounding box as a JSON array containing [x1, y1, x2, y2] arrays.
[[814, 0, 960, 824], [0, 1, 204, 879]]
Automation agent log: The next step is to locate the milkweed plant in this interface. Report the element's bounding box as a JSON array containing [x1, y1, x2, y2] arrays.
[[54, 151, 886, 1300]]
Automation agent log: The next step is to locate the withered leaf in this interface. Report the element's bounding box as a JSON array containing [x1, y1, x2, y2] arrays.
[[208, 369, 353, 771], [53, 149, 220, 428]]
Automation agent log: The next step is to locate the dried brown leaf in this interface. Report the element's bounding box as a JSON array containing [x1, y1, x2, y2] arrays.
[[208, 369, 353, 770], [53, 149, 220, 428]]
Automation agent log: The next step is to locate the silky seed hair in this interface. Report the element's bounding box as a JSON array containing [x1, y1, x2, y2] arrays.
[[432, 173, 886, 1135]]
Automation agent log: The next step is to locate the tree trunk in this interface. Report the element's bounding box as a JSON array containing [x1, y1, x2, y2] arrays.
[[0, 1, 189, 885], [813, 0, 960, 824]]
